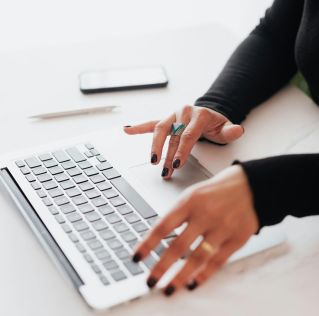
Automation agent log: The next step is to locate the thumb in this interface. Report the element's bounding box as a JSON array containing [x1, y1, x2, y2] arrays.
[[215, 123, 244, 144]]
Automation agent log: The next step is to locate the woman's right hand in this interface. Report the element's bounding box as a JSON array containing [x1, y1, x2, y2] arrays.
[[124, 105, 244, 179]]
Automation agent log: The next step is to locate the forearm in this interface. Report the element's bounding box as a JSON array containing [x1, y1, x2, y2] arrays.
[[236, 154, 319, 227]]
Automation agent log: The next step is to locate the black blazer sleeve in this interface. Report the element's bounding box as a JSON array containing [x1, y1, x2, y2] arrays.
[[195, 0, 304, 124]]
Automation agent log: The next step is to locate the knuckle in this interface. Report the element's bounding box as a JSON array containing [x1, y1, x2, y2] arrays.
[[181, 131, 197, 142], [154, 122, 167, 133], [182, 105, 193, 114]]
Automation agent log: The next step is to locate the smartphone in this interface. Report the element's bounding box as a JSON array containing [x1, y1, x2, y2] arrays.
[[79, 66, 168, 94]]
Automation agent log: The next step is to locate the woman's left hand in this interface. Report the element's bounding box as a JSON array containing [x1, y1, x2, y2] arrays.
[[132, 165, 259, 295]]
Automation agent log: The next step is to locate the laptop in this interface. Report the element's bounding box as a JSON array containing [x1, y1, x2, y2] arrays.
[[0, 127, 285, 310]]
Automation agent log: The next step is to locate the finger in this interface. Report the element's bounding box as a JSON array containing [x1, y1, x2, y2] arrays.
[[124, 120, 159, 135], [151, 114, 176, 165], [132, 199, 192, 262], [172, 115, 207, 169], [186, 238, 244, 290], [146, 222, 202, 289], [212, 123, 244, 144], [162, 228, 230, 295]]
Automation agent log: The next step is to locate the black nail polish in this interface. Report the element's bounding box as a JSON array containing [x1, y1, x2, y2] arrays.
[[161, 167, 169, 177], [132, 253, 142, 263], [151, 153, 157, 164], [147, 277, 158, 289], [186, 280, 198, 291], [164, 285, 175, 296], [172, 159, 180, 169], [124, 125, 132, 128]]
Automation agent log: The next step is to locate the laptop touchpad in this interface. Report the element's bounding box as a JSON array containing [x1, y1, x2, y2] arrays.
[[127, 156, 212, 215]]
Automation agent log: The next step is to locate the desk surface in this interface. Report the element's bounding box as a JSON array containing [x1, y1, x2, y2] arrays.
[[0, 25, 319, 316]]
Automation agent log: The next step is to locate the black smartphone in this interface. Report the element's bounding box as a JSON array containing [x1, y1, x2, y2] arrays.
[[79, 66, 168, 94]]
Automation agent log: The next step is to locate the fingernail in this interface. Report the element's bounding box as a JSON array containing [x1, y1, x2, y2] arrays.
[[161, 167, 169, 177], [186, 280, 198, 291], [124, 125, 132, 128], [172, 159, 180, 169], [132, 253, 142, 263], [164, 285, 175, 296], [151, 153, 157, 164], [147, 276, 158, 289]]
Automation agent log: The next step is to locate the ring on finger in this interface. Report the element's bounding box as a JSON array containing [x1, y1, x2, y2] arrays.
[[200, 241, 219, 256], [171, 123, 186, 136]]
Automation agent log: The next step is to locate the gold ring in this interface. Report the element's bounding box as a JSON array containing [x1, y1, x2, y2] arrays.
[[200, 241, 219, 255]]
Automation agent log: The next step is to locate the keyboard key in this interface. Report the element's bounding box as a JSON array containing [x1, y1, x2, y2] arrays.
[[66, 187, 81, 197], [111, 177, 157, 219], [91, 149, 100, 156], [15, 160, 25, 167], [92, 220, 108, 231], [86, 211, 101, 222], [107, 239, 123, 250], [20, 167, 30, 175], [73, 221, 89, 232], [69, 233, 79, 243], [85, 189, 101, 199], [37, 190, 47, 198], [81, 230, 96, 241], [26, 174, 36, 182], [83, 253, 93, 263], [121, 231, 137, 243], [154, 242, 167, 257], [115, 249, 131, 260], [54, 173, 70, 182], [47, 188, 63, 198], [61, 161, 76, 170], [31, 181, 41, 190], [92, 197, 108, 207], [48, 205, 59, 215], [109, 196, 126, 207], [73, 174, 87, 184], [90, 174, 105, 184], [78, 203, 94, 213], [25, 157, 41, 168], [88, 239, 103, 250], [78, 161, 92, 170], [95, 249, 111, 261], [143, 254, 158, 269], [99, 275, 110, 286], [114, 222, 129, 233], [103, 260, 118, 271], [123, 261, 143, 275], [84, 167, 99, 177], [54, 196, 69, 206], [105, 213, 121, 224], [91, 262, 102, 273], [42, 197, 53, 206], [76, 242, 86, 253], [60, 180, 75, 190], [72, 195, 88, 205], [53, 150, 70, 163], [67, 168, 82, 177], [96, 182, 112, 191], [32, 166, 46, 175], [85, 143, 94, 150], [67, 212, 82, 222], [38, 153, 52, 161], [132, 222, 149, 233], [116, 204, 133, 215], [43, 180, 58, 190], [43, 159, 58, 168], [97, 162, 112, 171], [66, 147, 86, 163], [111, 270, 127, 282], [97, 155, 107, 163], [99, 229, 115, 240], [84, 150, 94, 158], [61, 223, 72, 233], [102, 168, 121, 180], [102, 189, 118, 199], [124, 213, 140, 224], [49, 166, 64, 175], [55, 214, 65, 224], [98, 205, 114, 216], [60, 203, 76, 214], [147, 216, 159, 227], [79, 181, 94, 191]]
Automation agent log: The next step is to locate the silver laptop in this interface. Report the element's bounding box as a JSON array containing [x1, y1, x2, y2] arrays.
[[0, 127, 285, 310]]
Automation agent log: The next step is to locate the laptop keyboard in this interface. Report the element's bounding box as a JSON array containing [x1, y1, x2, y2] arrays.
[[15, 143, 174, 286]]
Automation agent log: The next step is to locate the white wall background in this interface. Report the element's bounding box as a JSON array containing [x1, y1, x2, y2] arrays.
[[0, 0, 272, 52]]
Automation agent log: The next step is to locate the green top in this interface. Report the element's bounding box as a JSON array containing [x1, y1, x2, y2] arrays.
[[291, 72, 311, 98]]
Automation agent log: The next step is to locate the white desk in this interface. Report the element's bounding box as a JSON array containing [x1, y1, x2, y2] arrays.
[[0, 25, 319, 315]]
